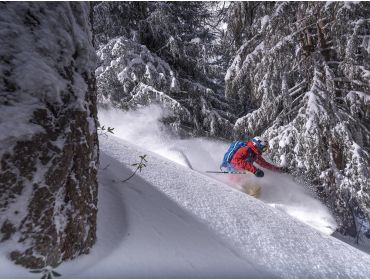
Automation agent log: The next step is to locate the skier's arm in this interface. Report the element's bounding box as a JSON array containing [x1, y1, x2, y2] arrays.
[[239, 161, 257, 174], [255, 156, 281, 172], [237, 158, 264, 177]]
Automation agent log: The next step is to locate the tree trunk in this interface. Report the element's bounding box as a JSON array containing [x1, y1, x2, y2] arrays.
[[0, 2, 99, 269]]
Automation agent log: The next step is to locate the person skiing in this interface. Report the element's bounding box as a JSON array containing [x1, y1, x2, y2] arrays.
[[225, 136, 288, 197], [230, 136, 288, 178]]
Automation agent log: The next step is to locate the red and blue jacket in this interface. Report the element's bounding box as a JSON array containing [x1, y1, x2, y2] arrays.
[[230, 140, 281, 174]]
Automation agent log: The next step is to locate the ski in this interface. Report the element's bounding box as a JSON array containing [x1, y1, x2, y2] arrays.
[[206, 171, 252, 175]]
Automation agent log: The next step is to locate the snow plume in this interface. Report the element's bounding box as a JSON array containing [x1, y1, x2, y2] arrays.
[[98, 105, 337, 235], [98, 105, 186, 166]]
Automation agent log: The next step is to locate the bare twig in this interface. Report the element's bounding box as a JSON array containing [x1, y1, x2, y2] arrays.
[[121, 155, 148, 183], [97, 125, 115, 137]]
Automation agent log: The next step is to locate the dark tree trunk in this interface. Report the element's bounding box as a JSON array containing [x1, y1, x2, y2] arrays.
[[0, 2, 99, 268]]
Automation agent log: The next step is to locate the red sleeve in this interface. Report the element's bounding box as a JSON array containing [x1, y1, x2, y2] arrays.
[[237, 160, 257, 174], [255, 155, 281, 171]]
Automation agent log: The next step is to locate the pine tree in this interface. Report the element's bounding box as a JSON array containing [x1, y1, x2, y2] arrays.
[[94, 2, 236, 138]]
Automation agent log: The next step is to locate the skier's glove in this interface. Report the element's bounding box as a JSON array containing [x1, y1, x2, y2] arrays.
[[254, 169, 264, 178], [280, 166, 289, 173]]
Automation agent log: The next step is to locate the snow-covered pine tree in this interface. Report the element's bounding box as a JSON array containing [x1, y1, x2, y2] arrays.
[[224, 2, 370, 236], [94, 2, 236, 138], [0, 2, 98, 268]]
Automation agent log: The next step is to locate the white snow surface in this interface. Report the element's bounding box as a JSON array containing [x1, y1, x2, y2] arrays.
[[60, 135, 370, 278], [2, 106, 370, 278]]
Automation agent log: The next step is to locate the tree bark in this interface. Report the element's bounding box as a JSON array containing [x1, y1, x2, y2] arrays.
[[0, 2, 99, 268]]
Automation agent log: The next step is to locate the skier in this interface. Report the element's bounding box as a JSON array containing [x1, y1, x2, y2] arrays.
[[230, 136, 288, 178], [227, 136, 288, 197]]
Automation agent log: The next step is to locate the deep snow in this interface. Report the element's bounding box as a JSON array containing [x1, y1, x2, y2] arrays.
[[92, 135, 370, 278], [59, 152, 269, 278]]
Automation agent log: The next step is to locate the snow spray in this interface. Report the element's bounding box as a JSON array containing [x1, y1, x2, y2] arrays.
[[98, 105, 337, 235]]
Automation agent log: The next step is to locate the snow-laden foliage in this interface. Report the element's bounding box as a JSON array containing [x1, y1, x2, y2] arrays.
[[94, 2, 235, 138], [0, 2, 98, 268], [225, 2, 370, 236]]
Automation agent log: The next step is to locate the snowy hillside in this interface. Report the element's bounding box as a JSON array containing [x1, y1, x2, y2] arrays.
[[59, 136, 370, 277], [98, 105, 338, 236]]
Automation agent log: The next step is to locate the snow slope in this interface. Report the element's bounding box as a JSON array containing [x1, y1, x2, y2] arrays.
[[2, 135, 370, 278], [62, 135, 370, 278], [58, 151, 268, 278], [0, 144, 265, 278]]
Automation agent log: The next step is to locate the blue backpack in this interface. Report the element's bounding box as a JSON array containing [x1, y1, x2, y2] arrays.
[[220, 140, 247, 170]]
